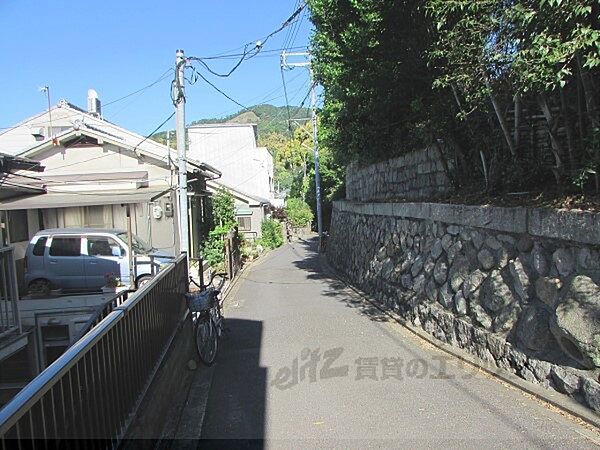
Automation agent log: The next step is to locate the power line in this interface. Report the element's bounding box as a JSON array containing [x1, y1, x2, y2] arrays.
[[200, 69, 307, 121], [195, 2, 306, 78], [189, 69, 249, 111], [280, 62, 293, 136], [197, 46, 307, 61], [173, 3, 307, 105], [103, 68, 173, 108], [287, 8, 307, 51], [132, 111, 175, 153], [282, 0, 302, 50]]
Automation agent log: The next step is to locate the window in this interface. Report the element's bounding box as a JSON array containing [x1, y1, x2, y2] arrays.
[[32, 237, 48, 256], [237, 216, 251, 231], [8, 210, 29, 243], [88, 237, 122, 257], [84, 206, 107, 228], [49, 237, 81, 257], [116, 233, 152, 254]]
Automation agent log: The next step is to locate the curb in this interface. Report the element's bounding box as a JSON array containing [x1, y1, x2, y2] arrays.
[[319, 254, 600, 430]]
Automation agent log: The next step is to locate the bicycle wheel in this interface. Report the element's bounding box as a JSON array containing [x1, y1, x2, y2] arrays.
[[195, 317, 218, 365]]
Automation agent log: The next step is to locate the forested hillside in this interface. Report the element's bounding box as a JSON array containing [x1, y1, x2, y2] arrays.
[[151, 104, 310, 145]]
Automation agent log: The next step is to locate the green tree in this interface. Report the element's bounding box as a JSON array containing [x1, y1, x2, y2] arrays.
[[285, 198, 314, 227], [201, 187, 236, 268], [259, 219, 284, 249]]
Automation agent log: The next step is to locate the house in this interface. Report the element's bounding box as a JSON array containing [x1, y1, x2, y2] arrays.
[[0, 94, 220, 290], [206, 180, 270, 240], [187, 123, 275, 203], [0, 153, 45, 204]]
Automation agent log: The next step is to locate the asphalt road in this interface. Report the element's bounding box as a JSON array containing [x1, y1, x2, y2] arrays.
[[198, 237, 600, 449]]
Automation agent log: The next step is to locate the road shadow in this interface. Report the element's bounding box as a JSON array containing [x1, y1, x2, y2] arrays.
[[291, 236, 391, 323], [197, 318, 266, 449]]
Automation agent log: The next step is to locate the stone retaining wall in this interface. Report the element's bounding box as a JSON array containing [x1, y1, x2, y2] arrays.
[[328, 200, 600, 413], [346, 147, 453, 202]]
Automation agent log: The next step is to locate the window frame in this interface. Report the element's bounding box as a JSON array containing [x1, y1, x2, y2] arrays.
[[49, 236, 83, 257], [236, 216, 252, 231]]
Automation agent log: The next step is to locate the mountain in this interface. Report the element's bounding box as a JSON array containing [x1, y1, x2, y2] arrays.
[[151, 104, 310, 146]]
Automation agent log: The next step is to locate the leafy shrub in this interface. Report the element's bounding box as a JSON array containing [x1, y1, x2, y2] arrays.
[[201, 227, 228, 269], [285, 198, 313, 227], [259, 219, 283, 249], [201, 188, 236, 269]]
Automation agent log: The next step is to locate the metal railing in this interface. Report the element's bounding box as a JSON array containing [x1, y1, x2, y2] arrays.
[[0, 254, 188, 445], [0, 246, 20, 339], [69, 289, 131, 346]]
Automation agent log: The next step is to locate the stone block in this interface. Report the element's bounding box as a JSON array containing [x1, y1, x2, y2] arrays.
[[550, 275, 600, 369], [532, 244, 550, 276], [552, 248, 575, 277], [517, 235, 534, 253], [477, 248, 495, 270], [582, 379, 600, 412], [528, 208, 600, 246], [472, 303, 493, 329], [550, 366, 582, 395], [515, 306, 552, 352], [433, 258, 448, 285], [535, 277, 562, 308], [480, 270, 515, 313], [509, 257, 532, 302], [438, 284, 454, 309]]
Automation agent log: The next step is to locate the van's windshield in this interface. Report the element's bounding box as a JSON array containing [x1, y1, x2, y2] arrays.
[[116, 233, 153, 254]]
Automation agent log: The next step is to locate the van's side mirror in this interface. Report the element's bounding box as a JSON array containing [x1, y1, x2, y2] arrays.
[[111, 247, 122, 257]]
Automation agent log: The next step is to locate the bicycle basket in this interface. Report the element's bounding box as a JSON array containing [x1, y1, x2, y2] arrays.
[[185, 289, 216, 312]]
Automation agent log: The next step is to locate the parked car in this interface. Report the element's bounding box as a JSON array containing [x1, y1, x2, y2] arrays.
[[24, 228, 173, 295]]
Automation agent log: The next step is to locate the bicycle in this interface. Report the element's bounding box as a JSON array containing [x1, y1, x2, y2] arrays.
[[185, 271, 228, 365]]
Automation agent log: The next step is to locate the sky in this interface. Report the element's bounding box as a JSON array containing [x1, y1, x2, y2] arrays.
[[0, 0, 313, 135]]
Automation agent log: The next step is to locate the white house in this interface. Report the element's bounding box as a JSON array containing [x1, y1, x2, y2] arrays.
[[0, 94, 220, 289], [187, 123, 274, 203]]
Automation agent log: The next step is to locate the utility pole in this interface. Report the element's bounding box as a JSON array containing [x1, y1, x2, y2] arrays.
[[281, 51, 324, 251], [175, 49, 189, 255], [309, 65, 323, 250]]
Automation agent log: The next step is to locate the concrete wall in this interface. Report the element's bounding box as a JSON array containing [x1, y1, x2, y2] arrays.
[[346, 146, 453, 202], [328, 200, 600, 413]]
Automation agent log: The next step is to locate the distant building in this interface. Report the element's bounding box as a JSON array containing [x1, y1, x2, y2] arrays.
[[206, 180, 270, 240], [187, 123, 274, 203]]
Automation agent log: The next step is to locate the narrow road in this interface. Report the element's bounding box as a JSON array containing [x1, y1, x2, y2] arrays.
[[198, 237, 599, 448]]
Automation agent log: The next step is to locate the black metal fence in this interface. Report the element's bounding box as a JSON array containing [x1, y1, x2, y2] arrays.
[[225, 228, 241, 280], [0, 254, 188, 445]]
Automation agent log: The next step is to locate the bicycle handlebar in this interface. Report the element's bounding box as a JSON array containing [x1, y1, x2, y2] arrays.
[[189, 271, 228, 291]]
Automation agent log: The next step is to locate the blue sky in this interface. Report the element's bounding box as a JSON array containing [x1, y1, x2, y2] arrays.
[[0, 1, 312, 135]]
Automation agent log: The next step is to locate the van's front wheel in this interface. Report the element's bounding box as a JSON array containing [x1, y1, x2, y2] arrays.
[[136, 275, 153, 289], [28, 279, 51, 297]]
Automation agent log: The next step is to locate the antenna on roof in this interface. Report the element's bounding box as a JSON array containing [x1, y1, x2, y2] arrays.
[[39, 85, 58, 146]]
